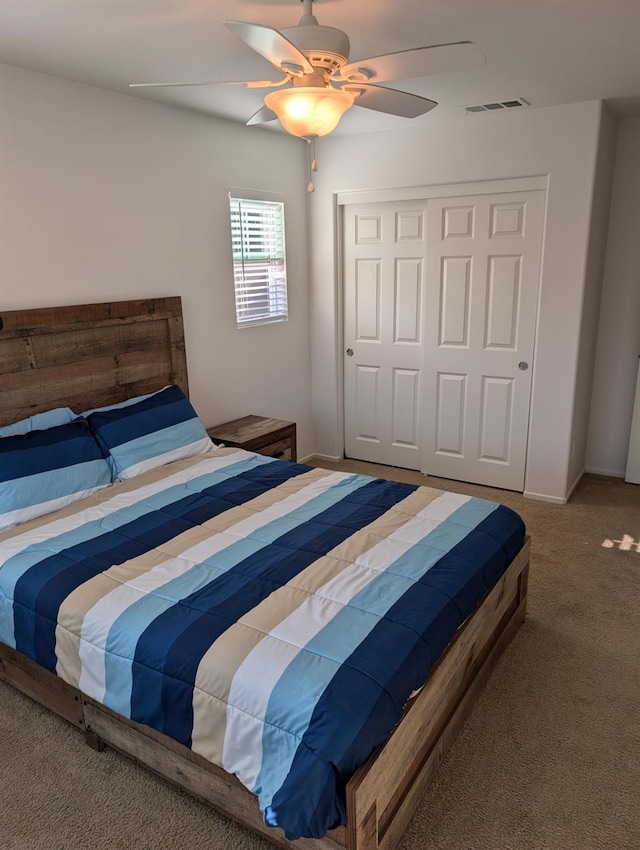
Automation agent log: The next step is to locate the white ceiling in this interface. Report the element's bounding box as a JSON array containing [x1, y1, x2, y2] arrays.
[[1, 0, 639, 135]]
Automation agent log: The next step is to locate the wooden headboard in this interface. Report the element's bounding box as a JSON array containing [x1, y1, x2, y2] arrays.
[[0, 297, 188, 427]]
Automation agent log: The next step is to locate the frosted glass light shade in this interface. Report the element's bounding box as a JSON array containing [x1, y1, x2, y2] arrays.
[[265, 87, 355, 138]]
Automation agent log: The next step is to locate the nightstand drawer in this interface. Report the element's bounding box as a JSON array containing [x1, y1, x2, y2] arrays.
[[258, 438, 293, 461]]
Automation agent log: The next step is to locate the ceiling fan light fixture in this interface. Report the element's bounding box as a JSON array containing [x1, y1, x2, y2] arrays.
[[264, 86, 355, 138]]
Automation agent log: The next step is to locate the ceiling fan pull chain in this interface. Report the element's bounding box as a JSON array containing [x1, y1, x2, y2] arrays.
[[307, 137, 317, 193]]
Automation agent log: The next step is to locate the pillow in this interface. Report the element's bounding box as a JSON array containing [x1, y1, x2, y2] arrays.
[[87, 384, 215, 481], [0, 407, 76, 438], [80, 389, 165, 417], [0, 420, 112, 532]]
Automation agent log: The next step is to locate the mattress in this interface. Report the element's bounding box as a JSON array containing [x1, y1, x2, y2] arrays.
[[0, 449, 525, 839]]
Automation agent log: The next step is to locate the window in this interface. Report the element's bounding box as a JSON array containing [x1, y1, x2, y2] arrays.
[[229, 190, 288, 327]]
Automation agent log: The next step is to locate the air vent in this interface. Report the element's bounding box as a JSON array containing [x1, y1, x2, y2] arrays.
[[464, 97, 530, 114]]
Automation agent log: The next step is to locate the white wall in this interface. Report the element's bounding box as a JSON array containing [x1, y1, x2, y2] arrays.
[[566, 104, 618, 494], [308, 101, 604, 503], [586, 118, 640, 477], [0, 63, 314, 458]]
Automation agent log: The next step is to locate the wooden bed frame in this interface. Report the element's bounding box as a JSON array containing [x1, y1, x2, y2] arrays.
[[0, 298, 530, 850]]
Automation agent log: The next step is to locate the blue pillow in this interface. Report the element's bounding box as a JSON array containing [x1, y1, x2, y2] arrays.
[[0, 407, 76, 438], [87, 384, 215, 481], [0, 420, 112, 532]]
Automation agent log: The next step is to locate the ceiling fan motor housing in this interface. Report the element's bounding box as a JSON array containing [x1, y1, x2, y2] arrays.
[[281, 24, 350, 74]]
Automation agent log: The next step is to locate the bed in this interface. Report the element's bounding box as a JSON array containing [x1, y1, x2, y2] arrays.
[[0, 297, 530, 850]]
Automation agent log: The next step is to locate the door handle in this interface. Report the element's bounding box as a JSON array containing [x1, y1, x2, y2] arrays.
[[346, 348, 354, 357], [518, 361, 529, 371]]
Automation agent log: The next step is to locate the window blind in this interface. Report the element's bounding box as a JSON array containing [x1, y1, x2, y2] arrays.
[[230, 196, 288, 327]]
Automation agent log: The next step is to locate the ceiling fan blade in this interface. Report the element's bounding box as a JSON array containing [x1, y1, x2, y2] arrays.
[[337, 41, 485, 84], [247, 105, 279, 126], [225, 20, 314, 75], [349, 83, 437, 118], [129, 78, 284, 89]]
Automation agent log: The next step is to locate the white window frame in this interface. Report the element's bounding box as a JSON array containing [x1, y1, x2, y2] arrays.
[[229, 189, 288, 328]]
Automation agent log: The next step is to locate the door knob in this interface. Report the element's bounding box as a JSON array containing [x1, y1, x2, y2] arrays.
[[346, 348, 354, 356], [518, 361, 529, 371]]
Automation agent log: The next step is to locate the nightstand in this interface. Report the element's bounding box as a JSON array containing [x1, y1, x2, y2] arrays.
[[207, 415, 297, 462]]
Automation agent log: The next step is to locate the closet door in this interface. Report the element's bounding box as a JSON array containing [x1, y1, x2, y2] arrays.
[[342, 187, 545, 491], [422, 190, 545, 490], [343, 201, 427, 469]]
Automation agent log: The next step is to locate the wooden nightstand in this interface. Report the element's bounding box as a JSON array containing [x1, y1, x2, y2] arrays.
[[207, 415, 297, 462]]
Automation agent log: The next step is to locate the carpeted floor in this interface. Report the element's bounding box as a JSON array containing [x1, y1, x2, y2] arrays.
[[1, 462, 639, 850]]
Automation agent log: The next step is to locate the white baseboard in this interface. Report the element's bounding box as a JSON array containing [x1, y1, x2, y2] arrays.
[[302, 453, 343, 464], [565, 468, 585, 502], [523, 490, 569, 505], [584, 465, 625, 478], [524, 467, 588, 505]]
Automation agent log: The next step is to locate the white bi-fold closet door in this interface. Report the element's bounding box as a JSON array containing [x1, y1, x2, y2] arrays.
[[342, 184, 545, 491]]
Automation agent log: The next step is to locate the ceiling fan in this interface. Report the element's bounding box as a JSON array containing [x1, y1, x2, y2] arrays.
[[130, 0, 485, 140]]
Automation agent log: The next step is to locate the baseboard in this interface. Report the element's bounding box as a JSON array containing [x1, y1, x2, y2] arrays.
[[303, 453, 343, 463], [584, 465, 625, 478], [565, 468, 585, 502], [524, 465, 587, 505], [523, 490, 568, 505]]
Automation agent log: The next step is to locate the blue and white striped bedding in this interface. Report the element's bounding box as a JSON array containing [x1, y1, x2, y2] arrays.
[[87, 384, 214, 481], [0, 419, 112, 531], [0, 449, 525, 840]]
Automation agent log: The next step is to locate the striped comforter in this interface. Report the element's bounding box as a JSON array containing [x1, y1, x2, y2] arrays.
[[0, 449, 525, 839]]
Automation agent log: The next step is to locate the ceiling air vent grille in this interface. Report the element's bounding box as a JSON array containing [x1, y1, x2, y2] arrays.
[[464, 97, 529, 114]]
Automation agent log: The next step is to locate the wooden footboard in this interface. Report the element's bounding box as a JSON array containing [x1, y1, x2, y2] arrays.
[[345, 537, 530, 849], [0, 537, 529, 850]]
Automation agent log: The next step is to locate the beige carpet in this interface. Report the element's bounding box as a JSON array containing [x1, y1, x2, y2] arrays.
[[1, 463, 639, 850]]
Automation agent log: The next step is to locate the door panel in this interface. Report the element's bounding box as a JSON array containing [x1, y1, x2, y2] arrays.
[[392, 368, 420, 448], [355, 259, 381, 340], [485, 256, 520, 347], [440, 257, 471, 345], [435, 374, 466, 455], [355, 365, 380, 442], [479, 376, 513, 462], [394, 259, 422, 343]]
